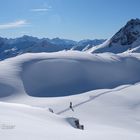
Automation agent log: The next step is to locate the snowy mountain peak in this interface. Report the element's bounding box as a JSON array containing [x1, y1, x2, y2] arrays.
[[89, 18, 140, 53], [127, 18, 140, 26], [111, 18, 140, 46]]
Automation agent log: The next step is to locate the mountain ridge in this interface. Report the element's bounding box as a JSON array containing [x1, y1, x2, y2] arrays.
[[89, 18, 140, 53], [0, 36, 105, 60]]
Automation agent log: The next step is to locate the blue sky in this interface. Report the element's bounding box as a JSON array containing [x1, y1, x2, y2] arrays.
[[0, 0, 140, 40]]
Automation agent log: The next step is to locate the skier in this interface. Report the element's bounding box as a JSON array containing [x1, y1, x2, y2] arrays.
[[69, 102, 74, 112]]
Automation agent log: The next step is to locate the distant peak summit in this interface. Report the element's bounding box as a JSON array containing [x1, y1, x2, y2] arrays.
[[89, 18, 140, 53], [126, 18, 140, 26], [111, 18, 140, 46]]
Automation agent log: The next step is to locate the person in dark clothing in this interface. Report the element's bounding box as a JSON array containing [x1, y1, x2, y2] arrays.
[[69, 102, 74, 112], [75, 120, 80, 128]]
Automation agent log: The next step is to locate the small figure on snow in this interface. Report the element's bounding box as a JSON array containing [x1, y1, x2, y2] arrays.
[[49, 108, 54, 113], [69, 102, 74, 112]]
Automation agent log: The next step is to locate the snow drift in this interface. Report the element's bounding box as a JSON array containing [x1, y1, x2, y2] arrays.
[[1, 82, 140, 140], [1, 51, 140, 140], [0, 51, 140, 98]]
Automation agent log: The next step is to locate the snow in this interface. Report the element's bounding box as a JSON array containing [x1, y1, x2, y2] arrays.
[[126, 45, 140, 53], [0, 51, 140, 140], [88, 19, 140, 54]]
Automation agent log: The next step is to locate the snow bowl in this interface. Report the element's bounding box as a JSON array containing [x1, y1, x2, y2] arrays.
[[21, 55, 140, 97], [21, 58, 92, 97]]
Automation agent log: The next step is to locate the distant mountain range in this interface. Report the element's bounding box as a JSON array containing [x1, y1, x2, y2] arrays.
[[0, 36, 105, 60], [88, 18, 140, 53], [1, 18, 140, 60]]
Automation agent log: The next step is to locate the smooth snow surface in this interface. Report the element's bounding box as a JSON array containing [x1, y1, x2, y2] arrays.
[[0, 51, 140, 140], [1, 51, 140, 97]]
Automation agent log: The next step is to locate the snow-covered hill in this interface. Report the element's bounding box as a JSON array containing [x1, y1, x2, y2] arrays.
[[89, 18, 140, 53], [0, 51, 140, 98], [1, 83, 140, 140], [0, 51, 140, 140]]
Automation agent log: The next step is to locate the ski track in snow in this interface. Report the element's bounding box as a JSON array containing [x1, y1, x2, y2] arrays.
[[57, 84, 132, 115], [1, 52, 140, 140]]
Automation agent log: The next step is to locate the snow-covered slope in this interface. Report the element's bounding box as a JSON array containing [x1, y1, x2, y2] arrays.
[[89, 18, 140, 53], [1, 83, 140, 140], [0, 51, 140, 98], [71, 39, 106, 51], [127, 45, 140, 53], [1, 51, 140, 140]]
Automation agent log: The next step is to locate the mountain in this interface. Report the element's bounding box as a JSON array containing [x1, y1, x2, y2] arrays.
[[0, 36, 105, 60], [72, 39, 106, 51], [50, 37, 77, 46], [89, 18, 140, 53]]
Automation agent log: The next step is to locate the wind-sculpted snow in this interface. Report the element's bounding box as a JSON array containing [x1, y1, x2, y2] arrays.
[[1, 51, 140, 140], [0, 83, 15, 97], [22, 56, 140, 97], [1, 82, 140, 140], [0, 51, 140, 98], [22, 58, 89, 97]]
